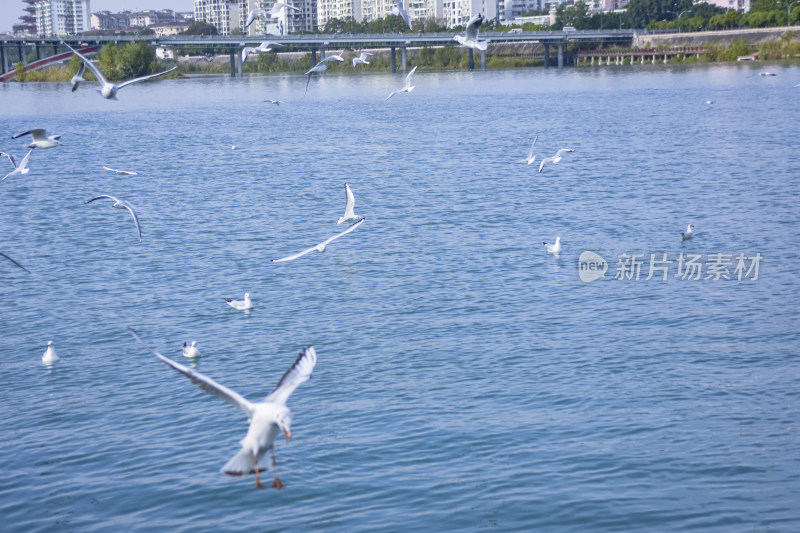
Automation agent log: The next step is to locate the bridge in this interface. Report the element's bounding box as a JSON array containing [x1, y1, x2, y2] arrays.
[[1, 29, 635, 78]]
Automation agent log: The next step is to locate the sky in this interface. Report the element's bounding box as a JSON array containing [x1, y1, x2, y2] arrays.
[[1, 0, 194, 34]]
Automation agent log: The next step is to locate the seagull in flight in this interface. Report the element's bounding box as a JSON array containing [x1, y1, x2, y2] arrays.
[[304, 55, 345, 96], [183, 341, 200, 359], [242, 41, 282, 62], [352, 52, 373, 67], [245, 3, 300, 28], [337, 183, 361, 224], [538, 148, 574, 173], [62, 41, 176, 100], [453, 13, 487, 51], [12, 129, 62, 149], [1, 149, 32, 182], [387, 65, 417, 100], [543, 237, 561, 254], [681, 224, 694, 240], [86, 194, 142, 242], [519, 135, 538, 165], [0, 250, 30, 273], [272, 217, 365, 263], [129, 328, 317, 490], [391, 0, 412, 30], [71, 61, 85, 92], [103, 165, 138, 175], [225, 292, 253, 311]]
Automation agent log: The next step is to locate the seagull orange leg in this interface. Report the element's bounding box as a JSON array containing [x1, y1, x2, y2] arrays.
[[271, 453, 284, 490], [253, 454, 265, 489]]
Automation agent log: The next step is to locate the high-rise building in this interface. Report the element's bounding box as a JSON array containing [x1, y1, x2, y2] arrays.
[[35, 0, 91, 36], [194, 0, 241, 35], [13, 0, 39, 35]]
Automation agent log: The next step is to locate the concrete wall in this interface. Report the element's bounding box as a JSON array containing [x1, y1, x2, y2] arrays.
[[633, 27, 798, 48]]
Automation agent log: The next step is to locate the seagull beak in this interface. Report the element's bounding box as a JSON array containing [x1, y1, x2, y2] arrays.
[[284, 429, 292, 442]]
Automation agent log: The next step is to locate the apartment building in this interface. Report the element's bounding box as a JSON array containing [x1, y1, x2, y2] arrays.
[[35, 0, 91, 36]]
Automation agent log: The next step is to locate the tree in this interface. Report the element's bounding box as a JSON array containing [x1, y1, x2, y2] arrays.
[[625, 0, 693, 28], [181, 21, 218, 35]]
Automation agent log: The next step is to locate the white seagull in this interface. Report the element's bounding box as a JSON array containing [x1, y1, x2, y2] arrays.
[[352, 52, 374, 68], [337, 183, 360, 224], [245, 3, 300, 28], [543, 237, 561, 254], [391, 0, 412, 30], [0, 250, 30, 273], [304, 55, 345, 96], [225, 292, 253, 311], [183, 341, 200, 358], [62, 41, 176, 100], [1, 149, 33, 182], [103, 165, 138, 175], [387, 65, 418, 100], [242, 41, 282, 62], [86, 194, 142, 242], [42, 341, 59, 364], [453, 13, 487, 51], [681, 224, 695, 240], [538, 148, 574, 173], [129, 328, 317, 490], [71, 61, 85, 92], [272, 217, 365, 263], [265, 99, 284, 105], [519, 135, 538, 165], [12, 129, 62, 149]]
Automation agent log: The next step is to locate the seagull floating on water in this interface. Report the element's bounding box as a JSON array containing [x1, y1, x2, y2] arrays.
[[272, 218, 365, 263], [681, 224, 694, 240], [352, 52, 374, 67], [245, 3, 300, 28], [538, 148, 574, 173], [62, 41, 176, 100], [453, 13, 487, 50], [519, 135, 538, 165], [42, 341, 59, 364], [265, 99, 284, 105], [70, 61, 85, 92], [103, 165, 138, 175], [225, 293, 253, 311], [543, 237, 561, 254], [0, 250, 30, 273], [337, 183, 361, 224], [392, 0, 412, 30], [12, 129, 62, 149], [183, 341, 200, 358], [86, 194, 142, 242], [387, 66, 417, 100], [759, 72, 776, 76], [304, 55, 345, 95], [129, 328, 316, 490], [1, 149, 32, 182]]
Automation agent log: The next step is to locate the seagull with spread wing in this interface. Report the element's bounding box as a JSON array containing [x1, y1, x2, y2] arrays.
[[129, 328, 317, 490], [538, 148, 574, 173], [352, 52, 373, 68], [337, 183, 361, 224], [1, 150, 32, 182], [11, 129, 62, 149], [386, 65, 417, 100], [272, 217, 365, 263], [245, 3, 300, 28], [62, 41, 176, 100], [70, 61, 85, 92], [453, 13, 487, 51], [86, 194, 143, 242], [304, 55, 345, 96], [392, 0, 412, 30]]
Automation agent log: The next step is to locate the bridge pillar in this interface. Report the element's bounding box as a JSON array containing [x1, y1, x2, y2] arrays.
[[606, 56, 610, 65], [641, 55, 644, 64], [391, 46, 396, 73], [311, 47, 317, 65], [543, 44, 550, 68], [480, 49, 486, 71], [320, 47, 326, 60], [18, 46, 24, 64], [652, 54, 656, 64], [468, 49, 474, 71], [401, 46, 406, 71], [664, 54, 668, 64], [53, 44, 58, 56], [230, 52, 236, 76], [35, 44, 41, 60], [237, 49, 243, 76], [557, 43, 563, 68]]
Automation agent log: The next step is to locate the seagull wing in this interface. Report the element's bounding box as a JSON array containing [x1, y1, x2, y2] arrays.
[[321, 217, 365, 247], [12, 129, 45, 141], [102, 166, 119, 172], [245, 8, 268, 27], [129, 328, 255, 419], [242, 47, 254, 62], [343, 183, 355, 219], [17, 149, 32, 170], [264, 346, 317, 405], [271, 243, 319, 263], [116, 66, 177, 90], [404, 65, 418, 88], [538, 159, 547, 172], [466, 14, 483, 41], [0, 152, 17, 169], [527, 135, 538, 159], [0, 251, 30, 273], [86, 194, 119, 204], [386, 90, 397, 100], [120, 200, 143, 242], [554, 148, 573, 158], [62, 41, 108, 85]]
